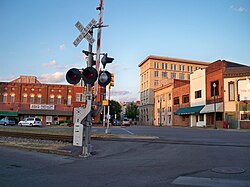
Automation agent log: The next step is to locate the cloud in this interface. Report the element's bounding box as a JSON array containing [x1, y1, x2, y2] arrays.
[[38, 72, 65, 83], [230, 5, 247, 12], [111, 90, 130, 96], [42, 60, 57, 67], [59, 44, 65, 50]]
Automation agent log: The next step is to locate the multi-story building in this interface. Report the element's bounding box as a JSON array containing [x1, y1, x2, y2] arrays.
[[138, 55, 209, 125], [0, 76, 86, 125], [155, 79, 190, 126], [174, 60, 250, 129]]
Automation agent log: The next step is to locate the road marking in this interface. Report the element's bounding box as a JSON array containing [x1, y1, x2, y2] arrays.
[[172, 176, 250, 187], [120, 128, 134, 135]]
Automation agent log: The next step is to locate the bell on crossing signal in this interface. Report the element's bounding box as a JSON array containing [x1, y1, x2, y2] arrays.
[[66, 68, 82, 84], [98, 71, 111, 87], [101, 53, 114, 68], [82, 67, 98, 85]]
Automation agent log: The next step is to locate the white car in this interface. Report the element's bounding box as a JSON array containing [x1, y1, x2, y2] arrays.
[[18, 117, 42, 127]]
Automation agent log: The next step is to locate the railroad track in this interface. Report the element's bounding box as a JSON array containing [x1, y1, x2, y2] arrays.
[[0, 131, 73, 143]]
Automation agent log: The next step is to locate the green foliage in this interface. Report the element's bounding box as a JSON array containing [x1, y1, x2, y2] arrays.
[[109, 100, 122, 119], [125, 102, 139, 120], [59, 120, 72, 125]]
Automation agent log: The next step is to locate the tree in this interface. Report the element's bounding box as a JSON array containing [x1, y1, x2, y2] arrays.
[[125, 102, 139, 121], [109, 100, 122, 120]]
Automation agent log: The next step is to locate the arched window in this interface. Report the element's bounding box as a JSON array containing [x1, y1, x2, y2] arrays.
[[37, 94, 42, 104], [3, 93, 7, 103], [22, 94, 28, 103], [30, 94, 35, 104], [50, 95, 54, 104], [57, 95, 62, 104], [67, 95, 72, 105], [10, 93, 15, 103]]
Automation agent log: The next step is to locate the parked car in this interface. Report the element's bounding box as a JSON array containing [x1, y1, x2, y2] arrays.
[[121, 118, 130, 126], [18, 117, 42, 127], [0, 117, 16, 126]]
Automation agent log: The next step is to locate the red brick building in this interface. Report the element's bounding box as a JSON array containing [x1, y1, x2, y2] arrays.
[[0, 76, 85, 125], [172, 82, 190, 127]]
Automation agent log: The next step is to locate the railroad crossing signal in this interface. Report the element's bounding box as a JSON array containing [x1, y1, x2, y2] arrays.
[[73, 19, 97, 46], [66, 67, 98, 85]]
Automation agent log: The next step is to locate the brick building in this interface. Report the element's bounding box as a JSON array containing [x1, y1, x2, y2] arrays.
[[0, 76, 85, 125], [172, 82, 190, 127]]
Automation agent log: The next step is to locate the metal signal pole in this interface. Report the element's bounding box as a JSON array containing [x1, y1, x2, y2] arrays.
[[82, 30, 94, 158]]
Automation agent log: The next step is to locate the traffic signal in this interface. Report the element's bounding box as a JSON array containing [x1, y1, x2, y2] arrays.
[[101, 53, 114, 68], [110, 73, 114, 87], [98, 71, 111, 87], [66, 68, 82, 84], [66, 67, 98, 85]]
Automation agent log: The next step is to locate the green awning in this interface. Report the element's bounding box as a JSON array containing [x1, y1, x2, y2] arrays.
[[0, 111, 18, 117], [175, 105, 204, 115]]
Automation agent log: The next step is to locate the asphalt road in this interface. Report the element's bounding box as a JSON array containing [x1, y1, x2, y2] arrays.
[[1, 126, 250, 187]]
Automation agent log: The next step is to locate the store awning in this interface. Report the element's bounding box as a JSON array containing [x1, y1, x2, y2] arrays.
[[175, 105, 204, 115], [200, 102, 223, 114], [0, 111, 18, 117]]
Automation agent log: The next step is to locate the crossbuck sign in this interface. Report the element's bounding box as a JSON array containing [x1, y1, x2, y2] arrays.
[[73, 18, 97, 47]]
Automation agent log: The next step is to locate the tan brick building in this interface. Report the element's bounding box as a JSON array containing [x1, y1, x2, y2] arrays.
[[138, 55, 209, 125]]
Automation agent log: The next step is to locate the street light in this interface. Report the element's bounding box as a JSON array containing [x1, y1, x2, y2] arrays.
[[213, 82, 217, 129]]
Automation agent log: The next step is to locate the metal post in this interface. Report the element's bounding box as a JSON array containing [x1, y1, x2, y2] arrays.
[[105, 85, 111, 133], [81, 30, 94, 158], [159, 97, 162, 126], [213, 83, 217, 129], [238, 100, 240, 129], [103, 105, 106, 127]]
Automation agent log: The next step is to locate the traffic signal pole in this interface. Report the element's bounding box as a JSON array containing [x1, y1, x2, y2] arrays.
[[82, 30, 94, 158]]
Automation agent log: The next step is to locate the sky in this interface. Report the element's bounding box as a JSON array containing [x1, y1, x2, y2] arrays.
[[0, 0, 250, 102]]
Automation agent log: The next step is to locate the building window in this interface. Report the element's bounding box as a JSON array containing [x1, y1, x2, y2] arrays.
[[188, 66, 193, 72], [165, 63, 168, 69], [199, 114, 204, 121], [154, 71, 159, 77], [50, 95, 54, 104], [3, 93, 7, 103], [179, 65, 185, 71], [169, 93, 171, 100], [154, 80, 159, 86], [182, 94, 189, 103], [37, 95, 42, 104], [162, 72, 168, 78], [195, 90, 202, 99], [174, 97, 179, 105], [162, 63, 165, 69], [171, 73, 176, 78], [76, 93, 84, 102], [187, 74, 190, 80], [67, 96, 72, 105], [57, 95, 62, 104], [10, 94, 15, 103], [154, 62, 159, 69], [210, 80, 219, 97], [22, 94, 27, 103], [228, 82, 235, 101], [30, 94, 35, 104], [179, 73, 185, 80]]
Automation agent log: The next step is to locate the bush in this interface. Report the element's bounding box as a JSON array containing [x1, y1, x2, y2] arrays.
[[59, 120, 72, 125]]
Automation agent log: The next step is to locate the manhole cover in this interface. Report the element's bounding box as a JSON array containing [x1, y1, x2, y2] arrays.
[[211, 167, 245, 174]]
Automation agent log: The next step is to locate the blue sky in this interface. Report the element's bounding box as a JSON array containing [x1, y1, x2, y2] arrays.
[[0, 0, 250, 102]]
